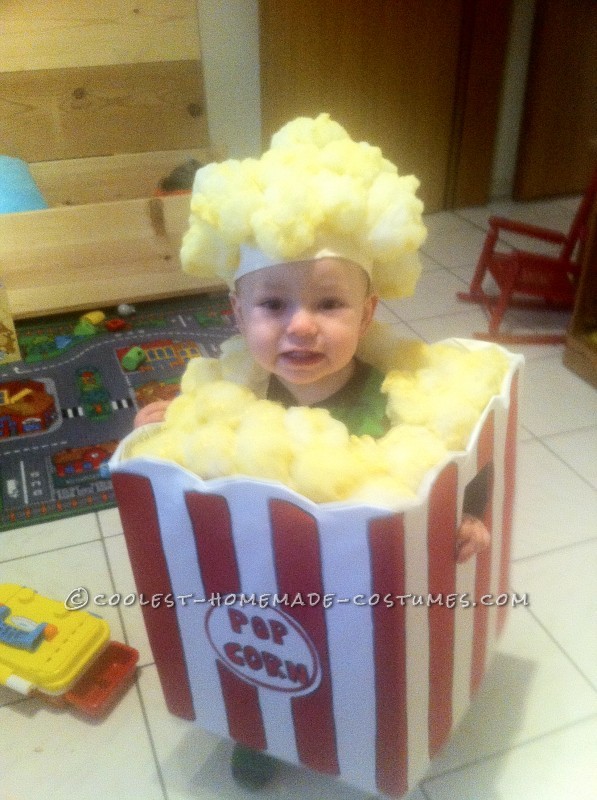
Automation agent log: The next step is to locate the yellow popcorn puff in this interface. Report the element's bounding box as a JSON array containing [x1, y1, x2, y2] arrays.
[[183, 423, 238, 480], [129, 428, 186, 465], [234, 401, 293, 483], [348, 475, 415, 508], [127, 333, 510, 507], [179, 356, 222, 393], [383, 343, 510, 450], [191, 381, 256, 427], [289, 439, 380, 504], [180, 113, 427, 299], [380, 425, 448, 493], [284, 406, 350, 451]]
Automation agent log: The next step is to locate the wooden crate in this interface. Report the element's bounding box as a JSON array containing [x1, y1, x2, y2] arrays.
[[0, 193, 223, 320], [0, 1, 220, 319], [29, 149, 214, 207]]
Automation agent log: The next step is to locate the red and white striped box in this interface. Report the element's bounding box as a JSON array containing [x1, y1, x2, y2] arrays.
[[110, 341, 522, 798]]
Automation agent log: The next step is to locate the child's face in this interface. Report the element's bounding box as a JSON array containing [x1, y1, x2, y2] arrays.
[[231, 258, 378, 403]]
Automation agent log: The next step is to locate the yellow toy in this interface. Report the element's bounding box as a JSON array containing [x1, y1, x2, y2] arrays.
[[0, 281, 21, 365], [0, 583, 137, 716], [80, 310, 106, 326]]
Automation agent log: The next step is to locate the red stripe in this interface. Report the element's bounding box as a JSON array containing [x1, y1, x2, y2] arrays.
[[470, 412, 495, 696], [184, 492, 242, 596], [216, 660, 267, 747], [111, 472, 195, 720], [368, 514, 408, 798], [427, 462, 458, 757], [498, 372, 519, 634], [269, 500, 339, 775], [185, 492, 266, 750]]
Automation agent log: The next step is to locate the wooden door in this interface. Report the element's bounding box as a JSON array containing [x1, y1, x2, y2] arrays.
[[514, 0, 597, 200], [259, 0, 511, 212]]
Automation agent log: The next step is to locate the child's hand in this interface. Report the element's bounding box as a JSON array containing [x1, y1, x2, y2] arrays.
[[134, 400, 171, 428], [455, 515, 490, 563]]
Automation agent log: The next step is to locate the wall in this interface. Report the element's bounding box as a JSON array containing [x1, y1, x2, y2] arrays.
[[196, 0, 262, 158], [490, 0, 537, 198], [0, 0, 211, 204], [0, 2, 546, 203], [198, 1, 539, 202]]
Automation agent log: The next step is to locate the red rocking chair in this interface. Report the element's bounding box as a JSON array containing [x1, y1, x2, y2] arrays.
[[457, 167, 597, 344]]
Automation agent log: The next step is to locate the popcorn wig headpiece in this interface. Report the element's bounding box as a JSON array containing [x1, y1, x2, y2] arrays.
[[180, 113, 427, 298]]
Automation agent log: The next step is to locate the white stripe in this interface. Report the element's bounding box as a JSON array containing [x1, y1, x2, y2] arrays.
[[486, 402, 508, 657], [19, 460, 28, 506], [452, 451, 477, 727], [404, 502, 430, 788], [318, 504, 380, 792]]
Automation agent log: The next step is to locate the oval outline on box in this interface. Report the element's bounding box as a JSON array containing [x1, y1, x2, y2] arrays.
[[205, 601, 322, 696]]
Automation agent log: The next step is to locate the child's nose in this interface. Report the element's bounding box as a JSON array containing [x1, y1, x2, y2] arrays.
[[286, 307, 318, 337]]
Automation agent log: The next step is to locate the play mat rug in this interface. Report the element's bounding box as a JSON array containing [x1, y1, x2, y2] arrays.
[[0, 292, 235, 532]]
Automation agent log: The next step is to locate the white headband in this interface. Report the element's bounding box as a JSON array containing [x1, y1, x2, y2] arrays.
[[234, 243, 374, 285]]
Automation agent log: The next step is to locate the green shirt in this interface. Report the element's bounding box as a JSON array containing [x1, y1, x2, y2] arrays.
[[267, 359, 489, 515], [266, 359, 390, 438]]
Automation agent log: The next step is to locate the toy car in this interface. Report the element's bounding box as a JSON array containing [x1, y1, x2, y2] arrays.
[[121, 346, 147, 371]]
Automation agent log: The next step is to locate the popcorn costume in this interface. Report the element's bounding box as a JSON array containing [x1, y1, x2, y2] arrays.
[[110, 115, 523, 798]]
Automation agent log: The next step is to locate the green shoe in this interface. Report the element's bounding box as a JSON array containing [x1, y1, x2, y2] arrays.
[[231, 744, 279, 791]]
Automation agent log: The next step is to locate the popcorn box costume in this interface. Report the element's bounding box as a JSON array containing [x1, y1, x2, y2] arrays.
[[109, 115, 523, 797]]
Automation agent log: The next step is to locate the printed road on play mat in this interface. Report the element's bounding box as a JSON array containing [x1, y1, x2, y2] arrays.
[[0, 293, 235, 531]]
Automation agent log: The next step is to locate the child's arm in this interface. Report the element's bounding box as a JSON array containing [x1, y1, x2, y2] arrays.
[[455, 463, 493, 563], [455, 515, 490, 563], [134, 400, 172, 428]]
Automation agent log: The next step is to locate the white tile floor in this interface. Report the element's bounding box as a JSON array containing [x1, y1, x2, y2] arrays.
[[1, 196, 596, 800]]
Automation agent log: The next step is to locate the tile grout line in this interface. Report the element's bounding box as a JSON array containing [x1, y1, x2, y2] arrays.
[[524, 606, 597, 695], [537, 433, 597, 494], [99, 517, 168, 795], [0, 533, 102, 566], [420, 711, 597, 787], [510, 533, 597, 565], [517, 431, 597, 497], [131, 665, 170, 800]]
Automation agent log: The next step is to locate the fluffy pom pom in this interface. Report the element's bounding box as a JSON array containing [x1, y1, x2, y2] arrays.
[[180, 113, 427, 298], [126, 332, 510, 507]]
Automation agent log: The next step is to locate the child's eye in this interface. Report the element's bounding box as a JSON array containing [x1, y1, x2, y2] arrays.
[[259, 298, 285, 312], [318, 297, 345, 311]]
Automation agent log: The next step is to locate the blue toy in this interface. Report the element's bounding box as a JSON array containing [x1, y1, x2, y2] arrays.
[[0, 156, 48, 214]]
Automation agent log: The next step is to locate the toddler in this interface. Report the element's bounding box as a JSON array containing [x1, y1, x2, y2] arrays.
[[133, 114, 490, 788], [135, 255, 490, 563]]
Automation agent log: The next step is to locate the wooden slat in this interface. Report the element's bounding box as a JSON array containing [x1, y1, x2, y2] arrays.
[[0, 195, 224, 319], [0, 60, 208, 163], [0, 0, 200, 72], [29, 149, 216, 206]]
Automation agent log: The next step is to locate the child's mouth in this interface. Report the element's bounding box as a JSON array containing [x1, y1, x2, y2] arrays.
[[281, 350, 324, 366]]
